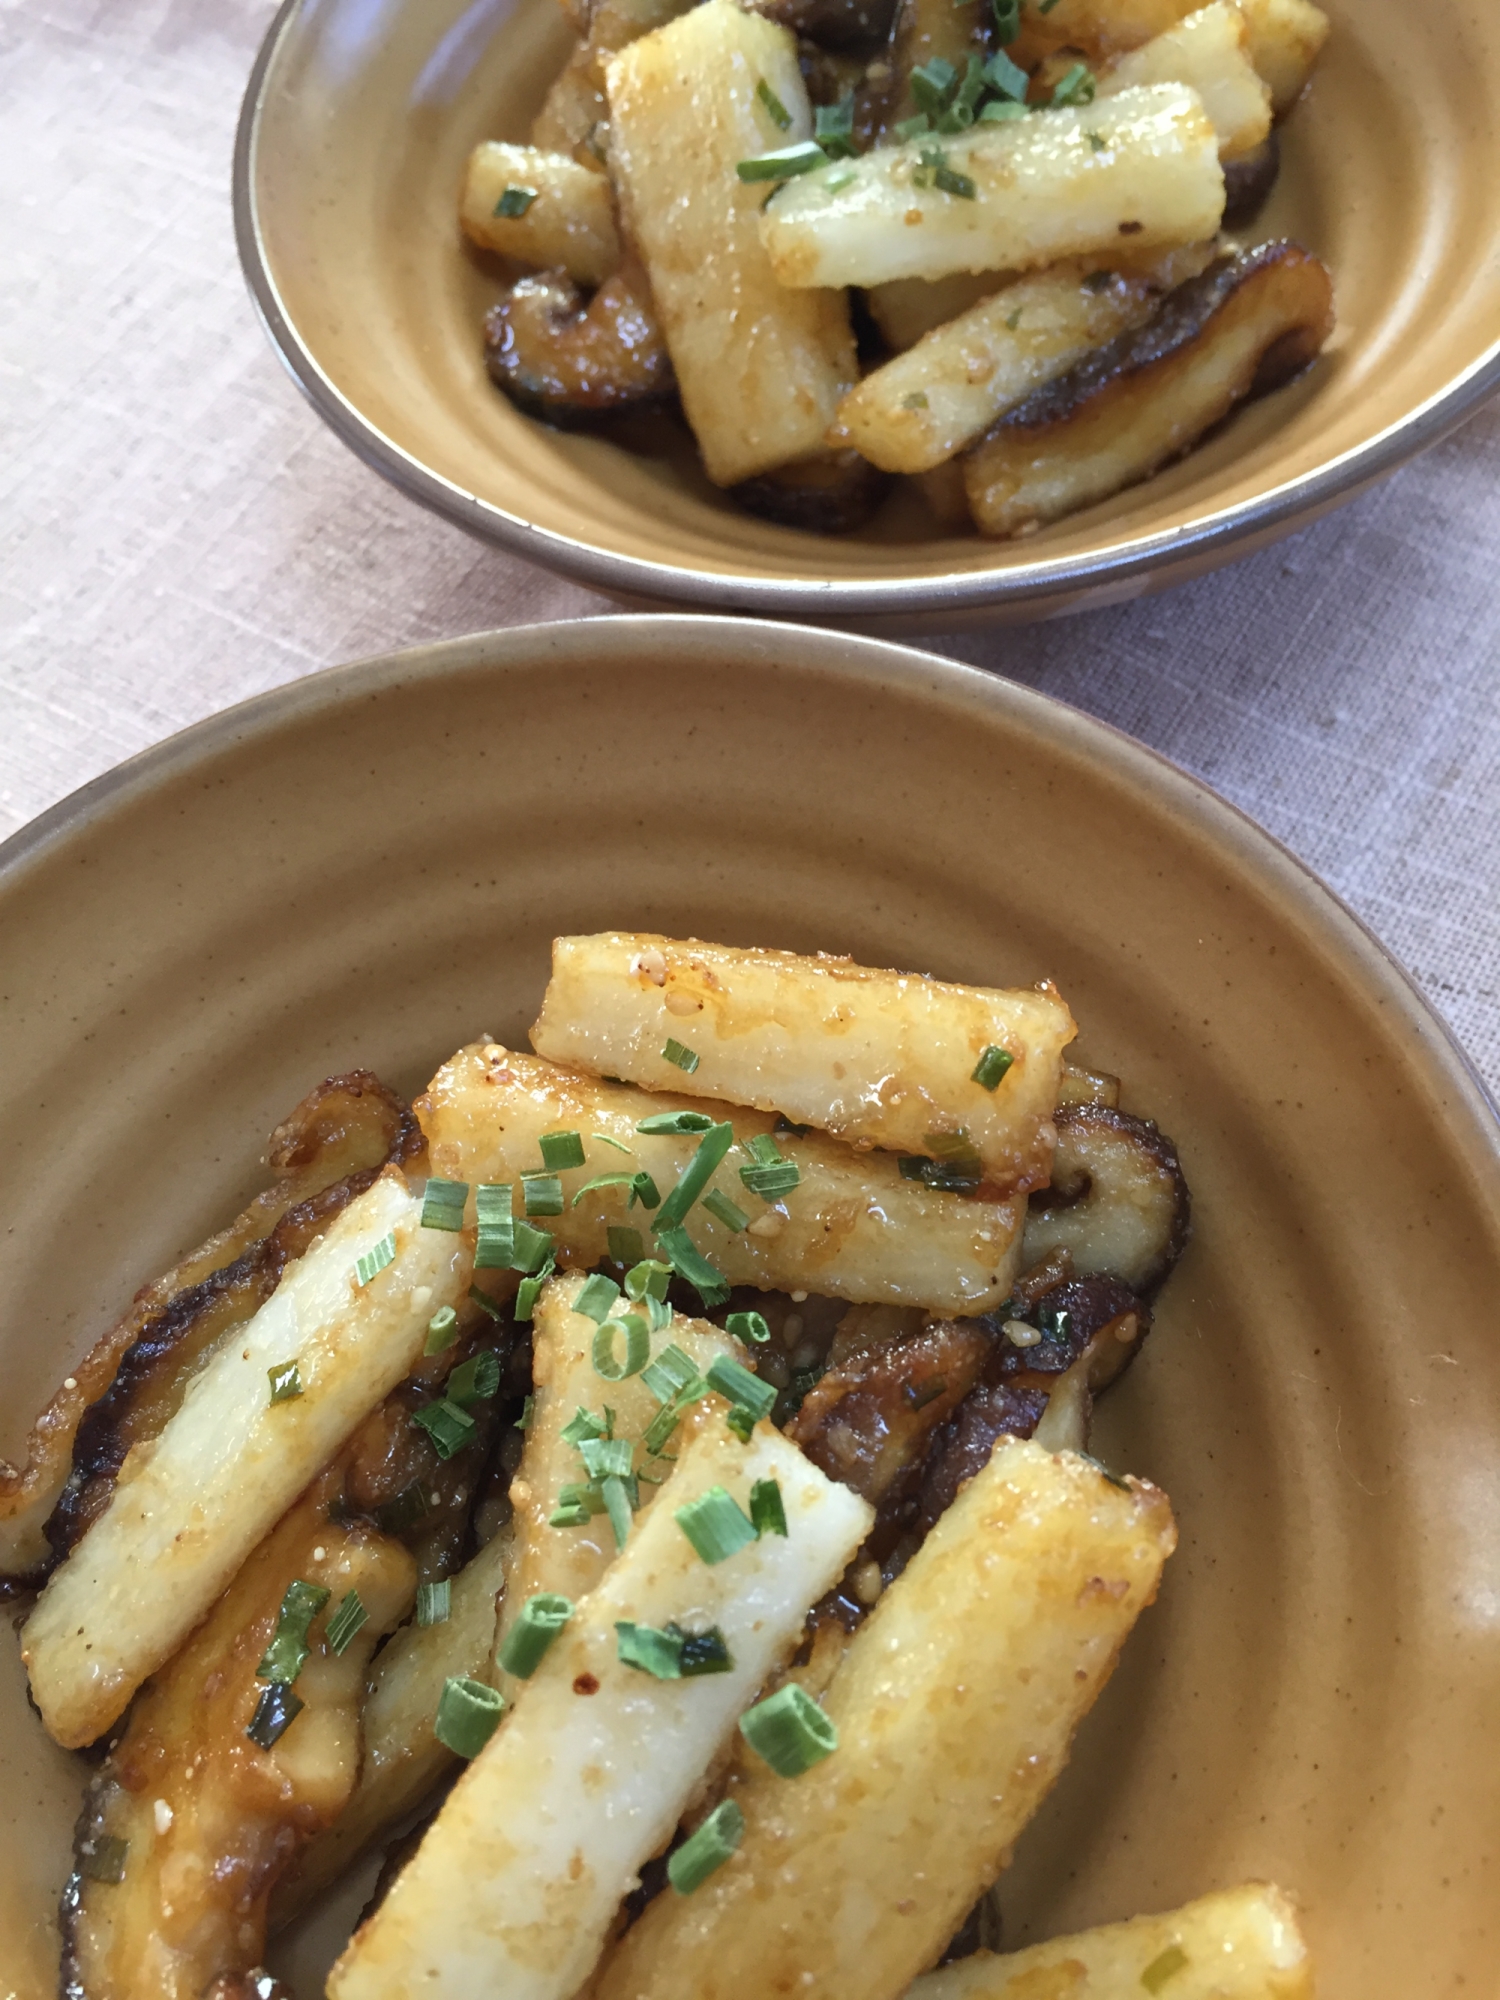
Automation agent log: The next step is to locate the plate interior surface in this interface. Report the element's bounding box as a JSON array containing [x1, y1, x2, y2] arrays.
[[1, 618, 1497, 1996]]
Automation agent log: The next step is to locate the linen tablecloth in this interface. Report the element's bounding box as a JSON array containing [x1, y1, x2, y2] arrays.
[[4, 0, 1497, 1095]]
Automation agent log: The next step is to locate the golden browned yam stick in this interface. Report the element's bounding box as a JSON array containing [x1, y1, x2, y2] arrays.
[[1236, 0, 1329, 116], [460, 143, 622, 283], [832, 247, 1214, 475], [866, 271, 1006, 354], [902, 1884, 1314, 2000], [759, 87, 1223, 292], [605, 0, 858, 486], [23, 1168, 471, 1749], [965, 240, 1335, 538], [593, 1440, 1176, 2000], [420, 1044, 1029, 1315], [61, 1469, 415, 2000], [0, 1071, 416, 1585], [532, 932, 1075, 1194], [1099, 2, 1272, 159], [531, 0, 697, 164], [1009, 0, 1200, 66], [328, 1412, 874, 2000]]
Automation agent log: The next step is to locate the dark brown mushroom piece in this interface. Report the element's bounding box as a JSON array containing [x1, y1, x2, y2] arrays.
[[484, 265, 675, 427], [732, 448, 890, 533], [1022, 1103, 1192, 1298], [751, 0, 899, 51], [1222, 129, 1281, 227]]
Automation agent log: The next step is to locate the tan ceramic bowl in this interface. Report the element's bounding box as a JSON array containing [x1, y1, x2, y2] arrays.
[[233, 0, 1500, 626], [2, 619, 1498, 1996]]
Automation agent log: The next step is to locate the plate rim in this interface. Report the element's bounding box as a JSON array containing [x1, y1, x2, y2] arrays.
[[230, 0, 1500, 621], [4, 612, 1497, 1179]]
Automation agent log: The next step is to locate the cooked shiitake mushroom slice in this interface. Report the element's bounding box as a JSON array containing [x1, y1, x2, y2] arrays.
[[732, 448, 891, 532], [1222, 130, 1281, 227], [1023, 1103, 1192, 1297], [484, 265, 675, 425]]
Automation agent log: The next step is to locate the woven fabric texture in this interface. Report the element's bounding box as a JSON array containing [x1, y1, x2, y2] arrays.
[[2, 0, 1497, 1095]]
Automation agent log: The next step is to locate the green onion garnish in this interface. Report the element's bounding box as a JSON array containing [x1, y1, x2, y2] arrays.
[[574, 1272, 622, 1324], [246, 1681, 303, 1750], [668, 1800, 744, 1894], [814, 93, 856, 157], [726, 1310, 771, 1344], [1141, 1945, 1190, 1994], [982, 46, 1029, 100], [1006, 305, 1024, 328], [642, 1343, 700, 1400], [738, 1682, 838, 1776], [538, 1130, 586, 1172], [601, 1473, 634, 1547], [79, 1833, 129, 1884], [936, 52, 986, 130], [412, 1398, 477, 1459], [739, 1134, 801, 1200], [824, 169, 855, 192], [416, 1579, 451, 1627], [474, 1183, 515, 1268], [637, 1109, 715, 1135], [375, 1481, 431, 1535], [979, 97, 1028, 121], [562, 1405, 612, 1445], [420, 1177, 469, 1231], [574, 1170, 660, 1210], [993, 0, 1020, 32], [608, 1224, 646, 1266], [447, 1350, 501, 1407], [1050, 61, 1096, 106], [703, 1188, 749, 1232], [654, 1223, 730, 1309], [424, 1304, 459, 1354], [654, 1122, 735, 1230], [434, 1675, 505, 1756], [591, 1131, 633, 1153], [594, 1314, 651, 1381], [894, 111, 931, 140], [675, 1623, 734, 1675], [913, 145, 976, 197], [626, 1258, 673, 1302], [736, 140, 829, 183], [903, 391, 930, 410], [517, 1394, 534, 1431], [972, 1043, 1014, 1089], [616, 1618, 685, 1678], [662, 1037, 700, 1072], [325, 1589, 367, 1656], [521, 1173, 563, 1217], [579, 1435, 634, 1481], [910, 54, 958, 115], [495, 184, 538, 217], [515, 1254, 555, 1321], [749, 1477, 788, 1537], [267, 1360, 302, 1404], [512, 1220, 555, 1274], [676, 1485, 758, 1564], [469, 1283, 507, 1321], [756, 77, 792, 129], [354, 1231, 397, 1285], [498, 1592, 575, 1677], [705, 1355, 776, 1424]]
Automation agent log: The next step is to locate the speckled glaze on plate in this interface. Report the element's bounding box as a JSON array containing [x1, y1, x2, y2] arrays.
[[233, 0, 1500, 627], [1, 619, 1497, 1996]]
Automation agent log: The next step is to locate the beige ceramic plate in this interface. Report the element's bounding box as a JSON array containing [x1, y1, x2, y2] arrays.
[[234, 0, 1500, 626], [2, 618, 1498, 1996]]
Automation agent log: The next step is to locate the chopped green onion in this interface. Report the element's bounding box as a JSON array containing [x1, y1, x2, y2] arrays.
[[579, 1435, 634, 1481], [416, 1579, 451, 1627], [756, 77, 792, 129], [601, 1473, 634, 1547], [749, 1477, 788, 1537], [1050, 61, 1096, 106], [642, 1344, 701, 1403], [495, 184, 538, 217], [894, 111, 932, 140], [375, 1481, 431, 1535], [738, 1682, 838, 1776], [902, 390, 931, 411], [1038, 0, 1062, 11], [412, 1398, 477, 1459], [515, 1253, 555, 1321], [616, 1619, 685, 1678], [661, 1037, 700, 1072], [257, 1581, 332, 1684], [913, 144, 976, 197], [552, 1480, 606, 1525], [574, 1272, 622, 1323], [1006, 305, 1024, 328], [993, 0, 1021, 39], [608, 1224, 646, 1266], [676, 1485, 758, 1565], [1080, 1450, 1131, 1491], [521, 1173, 564, 1217], [726, 1310, 771, 1345], [247, 1681, 304, 1750], [424, 1304, 459, 1354], [1087, 128, 1107, 150], [354, 1231, 397, 1285], [561, 1405, 612, 1446], [703, 1187, 749, 1232], [642, 1291, 672, 1332], [498, 1592, 575, 1677], [79, 1833, 129, 1884], [898, 1131, 983, 1192], [674, 1623, 734, 1675], [469, 1283, 508, 1321], [512, 1220, 555, 1274], [626, 1258, 674, 1302], [572, 1171, 635, 1206], [910, 54, 958, 115], [824, 169, 856, 192], [594, 1313, 651, 1381], [982, 47, 1029, 100], [570, 1168, 660, 1210], [654, 1223, 731, 1308], [267, 1360, 302, 1404], [517, 1394, 535, 1431], [474, 1183, 515, 1268], [736, 140, 829, 183], [668, 1800, 744, 1894], [447, 1349, 501, 1407], [654, 1123, 735, 1230], [972, 1043, 1015, 1089], [814, 93, 856, 157], [739, 1141, 801, 1199], [539, 1130, 586, 1172], [979, 98, 1029, 121], [591, 1130, 634, 1153], [420, 1177, 469, 1231], [325, 1589, 367, 1656], [434, 1675, 505, 1756], [705, 1355, 776, 1423], [1141, 1945, 1190, 1994], [637, 1109, 716, 1135], [936, 52, 986, 130]]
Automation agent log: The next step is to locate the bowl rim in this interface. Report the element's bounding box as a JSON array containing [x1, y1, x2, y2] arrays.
[[232, 0, 1500, 620], [4, 613, 1498, 1186]]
